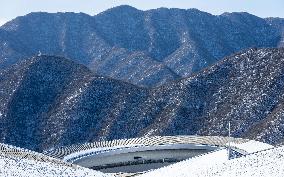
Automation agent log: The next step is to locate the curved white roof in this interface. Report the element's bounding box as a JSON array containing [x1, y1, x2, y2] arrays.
[[44, 135, 249, 160], [139, 144, 282, 177]]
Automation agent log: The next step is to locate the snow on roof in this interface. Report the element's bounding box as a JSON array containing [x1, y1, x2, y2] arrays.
[[139, 148, 229, 177], [140, 143, 283, 177], [229, 140, 274, 153], [179, 145, 284, 177]]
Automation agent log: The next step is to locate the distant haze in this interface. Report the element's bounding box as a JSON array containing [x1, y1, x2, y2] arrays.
[[0, 0, 284, 25]]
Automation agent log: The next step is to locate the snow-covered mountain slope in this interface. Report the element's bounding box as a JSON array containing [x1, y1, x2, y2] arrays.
[[0, 6, 283, 86], [0, 55, 148, 151], [140, 142, 280, 177], [1, 48, 284, 151]]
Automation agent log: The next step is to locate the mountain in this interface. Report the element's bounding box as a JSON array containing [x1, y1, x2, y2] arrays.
[[138, 47, 284, 146], [1, 48, 284, 151], [266, 17, 284, 47], [0, 6, 283, 87], [0, 55, 149, 151]]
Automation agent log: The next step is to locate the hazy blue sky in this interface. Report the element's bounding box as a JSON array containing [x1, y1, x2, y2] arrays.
[[0, 0, 283, 25]]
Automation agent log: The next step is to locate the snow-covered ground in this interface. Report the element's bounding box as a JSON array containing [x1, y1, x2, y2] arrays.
[[140, 143, 283, 177], [0, 153, 113, 177], [0, 143, 113, 177]]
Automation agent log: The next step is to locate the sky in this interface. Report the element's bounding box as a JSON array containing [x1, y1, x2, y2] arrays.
[[0, 0, 283, 26]]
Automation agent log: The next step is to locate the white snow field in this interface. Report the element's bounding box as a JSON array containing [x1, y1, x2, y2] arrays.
[[140, 143, 283, 177], [0, 154, 113, 177], [0, 143, 113, 177]]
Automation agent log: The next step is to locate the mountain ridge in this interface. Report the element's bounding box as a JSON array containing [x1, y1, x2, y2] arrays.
[[0, 6, 283, 87], [1, 47, 284, 151]]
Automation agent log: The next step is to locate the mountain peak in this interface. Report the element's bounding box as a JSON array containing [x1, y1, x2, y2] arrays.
[[0, 6, 283, 87], [98, 5, 140, 15]]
